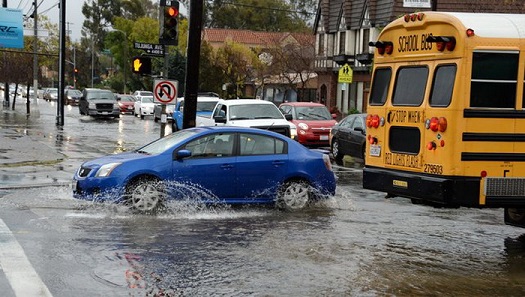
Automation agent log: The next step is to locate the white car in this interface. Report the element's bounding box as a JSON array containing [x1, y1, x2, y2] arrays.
[[134, 96, 155, 119]]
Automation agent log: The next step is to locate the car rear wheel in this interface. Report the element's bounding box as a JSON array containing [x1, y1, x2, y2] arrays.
[[277, 180, 310, 210], [125, 177, 165, 213], [331, 139, 344, 165]]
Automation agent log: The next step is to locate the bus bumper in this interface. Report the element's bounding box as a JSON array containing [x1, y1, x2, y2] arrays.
[[363, 166, 482, 207]]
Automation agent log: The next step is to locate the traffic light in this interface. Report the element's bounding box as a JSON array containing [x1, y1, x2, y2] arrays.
[[160, 1, 179, 46], [131, 56, 152, 75]]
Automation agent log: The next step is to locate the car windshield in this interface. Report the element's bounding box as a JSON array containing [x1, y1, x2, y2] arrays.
[[136, 129, 199, 155], [138, 91, 153, 96], [230, 104, 284, 120], [67, 90, 82, 96], [119, 95, 135, 102], [295, 106, 332, 120], [141, 96, 154, 103], [87, 90, 115, 100], [197, 101, 219, 112]]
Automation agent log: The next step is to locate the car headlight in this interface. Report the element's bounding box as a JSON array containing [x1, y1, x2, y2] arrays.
[[88, 102, 96, 108], [95, 162, 121, 177], [298, 123, 309, 130]]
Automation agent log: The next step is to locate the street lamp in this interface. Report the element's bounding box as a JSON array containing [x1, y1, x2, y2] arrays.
[[109, 29, 128, 94]]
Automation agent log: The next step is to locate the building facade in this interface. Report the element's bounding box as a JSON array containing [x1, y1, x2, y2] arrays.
[[314, 0, 525, 115]]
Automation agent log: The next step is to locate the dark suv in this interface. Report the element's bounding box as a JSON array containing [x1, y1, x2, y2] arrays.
[[79, 88, 120, 118]]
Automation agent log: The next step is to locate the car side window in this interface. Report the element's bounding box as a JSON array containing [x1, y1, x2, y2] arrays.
[[239, 133, 285, 155], [183, 133, 234, 158], [350, 117, 364, 130]]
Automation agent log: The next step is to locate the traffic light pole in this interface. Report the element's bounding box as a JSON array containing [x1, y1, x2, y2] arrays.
[[160, 45, 169, 138]]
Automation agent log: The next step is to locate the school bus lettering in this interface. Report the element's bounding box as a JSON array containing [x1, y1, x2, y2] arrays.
[[398, 33, 433, 53], [385, 152, 421, 168], [387, 110, 424, 124]]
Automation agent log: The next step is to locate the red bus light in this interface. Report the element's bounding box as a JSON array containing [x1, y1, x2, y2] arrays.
[[438, 117, 447, 132], [429, 117, 439, 132], [371, 115, 380, 128]]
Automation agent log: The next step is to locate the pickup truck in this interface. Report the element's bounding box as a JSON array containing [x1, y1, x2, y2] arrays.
[[196, 99, 297, 139]]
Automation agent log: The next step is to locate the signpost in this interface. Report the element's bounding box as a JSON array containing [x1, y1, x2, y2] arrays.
[[133, 42, 165, 56], [154, 79, 178, 138]]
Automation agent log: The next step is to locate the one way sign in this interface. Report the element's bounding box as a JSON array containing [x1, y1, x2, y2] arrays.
[[153, 79, 178, 104]]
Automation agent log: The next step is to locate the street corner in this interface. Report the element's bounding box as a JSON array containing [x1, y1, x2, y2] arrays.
[[0, 130, 66, 167]]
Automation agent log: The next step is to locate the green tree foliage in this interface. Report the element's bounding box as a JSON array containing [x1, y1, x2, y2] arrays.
[[205, 0, 311, 32]]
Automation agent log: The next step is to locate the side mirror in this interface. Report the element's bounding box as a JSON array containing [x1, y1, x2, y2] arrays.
[[284, 114, 293, 121], [175, 149, 192, 160], [214, 115, 227, 124], [354, 126, 366, 135]]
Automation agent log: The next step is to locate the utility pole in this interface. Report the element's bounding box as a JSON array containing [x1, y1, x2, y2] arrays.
[[3, 0, 8, 107], [33, 0, 38, 103], [56, 0, 66, 126]]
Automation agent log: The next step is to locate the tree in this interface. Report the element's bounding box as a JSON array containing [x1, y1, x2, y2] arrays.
[[215, 40, 262, 98], [206, 0, 311, 32]]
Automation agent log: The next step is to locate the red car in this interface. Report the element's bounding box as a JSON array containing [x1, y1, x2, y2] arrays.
[[279, 102, 337, 147], [116, 94, 136, 115]]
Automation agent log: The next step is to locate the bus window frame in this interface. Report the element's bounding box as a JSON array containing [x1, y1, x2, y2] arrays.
[[470, 50, 519, 109], [392, 66, 429, 106], [369, 67, 392, 106], [429, 64, 457, 108]]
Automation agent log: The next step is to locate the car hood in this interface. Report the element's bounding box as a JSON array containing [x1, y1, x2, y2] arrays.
[[229, 118, 294, 128], [82, 152, 149, 167], [88, 99, 117, 104], [293, 119, 337, 129]]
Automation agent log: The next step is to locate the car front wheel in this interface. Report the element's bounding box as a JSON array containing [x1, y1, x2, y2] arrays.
[[125, 177, 165, 213], [277, 180, 310, 210], [331, 139, 344, 165]]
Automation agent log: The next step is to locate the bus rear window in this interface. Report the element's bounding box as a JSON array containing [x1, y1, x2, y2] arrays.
[[430, 64, 456, 107], [369, 68, 391, 105], [392, 67, 428, 106], [470, 51, 518, 108]]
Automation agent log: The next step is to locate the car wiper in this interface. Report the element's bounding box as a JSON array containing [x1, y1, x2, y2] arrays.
[[230, 116, 251, 120], [136, 150, 150, 155], [254, 116, 276, 119]]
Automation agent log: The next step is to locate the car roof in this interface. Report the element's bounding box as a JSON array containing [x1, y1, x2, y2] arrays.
[[280, 102, 327, 107], [189, 125, 292, 139], [216, 99, 274, 105]]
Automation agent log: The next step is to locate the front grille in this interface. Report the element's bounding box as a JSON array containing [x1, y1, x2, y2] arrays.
[[78, 167, 92, 177], [485, 178, 525, 196], [253, 125, 290, 137], [96, 103, 115, 111]]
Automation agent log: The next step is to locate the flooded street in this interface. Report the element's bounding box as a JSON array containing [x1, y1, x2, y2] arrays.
[[1, 99, 525, 296]]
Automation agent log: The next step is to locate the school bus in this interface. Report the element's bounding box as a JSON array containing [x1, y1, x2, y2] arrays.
[[363, 12, 525, 228]]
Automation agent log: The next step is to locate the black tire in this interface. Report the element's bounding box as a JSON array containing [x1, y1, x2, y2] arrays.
[[124, 177, 165, 214], [331, 139, 344, 165], [140, 110, 144, 119], [276, 180, 311, 210]]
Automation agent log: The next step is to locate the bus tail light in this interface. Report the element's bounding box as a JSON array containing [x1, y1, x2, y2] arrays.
[[466, 29, 475, 37], [404, 13, 425, 22], [427, 141, 437, 150], [369, 41, 393, 55], [426, 117, 447, 132], [426, 36, 456, 52], [480, 170, 487, 178], [366, 114, 382, 128], [368, 135, 378, 145]]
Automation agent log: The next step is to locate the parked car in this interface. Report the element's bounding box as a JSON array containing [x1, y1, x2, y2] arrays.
[[153, 101, 177, 123], [65, 89, 82, 105], [78, 88, 120, 118], [329, 113, 367, 165], [279, 102, 337, 147], [72, 126, 336, 213], [132, 90, 153, 101], [43, 88, 58, 101], [134, 95, 155, 119], [115, 94, 136, 114], [154, 96, 220, 131]]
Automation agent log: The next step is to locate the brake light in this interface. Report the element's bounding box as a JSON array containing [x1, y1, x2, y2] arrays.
[[427, 141, 437, 150], [369, 41, 393, 55], [367, 135, 378, 145], [426, 117, 447, 132]]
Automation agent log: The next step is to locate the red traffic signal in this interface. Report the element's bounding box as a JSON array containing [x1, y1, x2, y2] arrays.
[[160, 1, 179, 46]]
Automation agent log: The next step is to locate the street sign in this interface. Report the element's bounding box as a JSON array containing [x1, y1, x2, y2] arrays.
[[338, 63, 353, 83], [133, 42, 165, 56], [154, 79, 178, 104]]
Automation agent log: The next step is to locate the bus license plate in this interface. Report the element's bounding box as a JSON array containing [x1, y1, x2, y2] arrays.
[[370, 145, 381, 156]]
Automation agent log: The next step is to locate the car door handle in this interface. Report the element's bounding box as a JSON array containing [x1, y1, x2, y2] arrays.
[[220, 164, 234, 169], [272, 160, 285, 167]]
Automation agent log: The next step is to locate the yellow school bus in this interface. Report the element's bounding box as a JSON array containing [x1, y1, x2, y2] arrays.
[[363, 11, 525, 227]]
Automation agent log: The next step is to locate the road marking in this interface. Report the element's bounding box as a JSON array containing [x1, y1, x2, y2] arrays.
[[0, 218, 53, 297]]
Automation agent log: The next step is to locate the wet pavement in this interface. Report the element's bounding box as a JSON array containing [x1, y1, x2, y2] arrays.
[[2, 97, 525, 296]]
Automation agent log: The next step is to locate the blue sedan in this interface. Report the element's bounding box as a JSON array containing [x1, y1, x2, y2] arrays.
[[72, 126, 336, 213]]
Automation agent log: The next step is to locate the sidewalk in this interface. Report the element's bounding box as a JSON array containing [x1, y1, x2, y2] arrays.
[[0, 98, 70, 189]]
